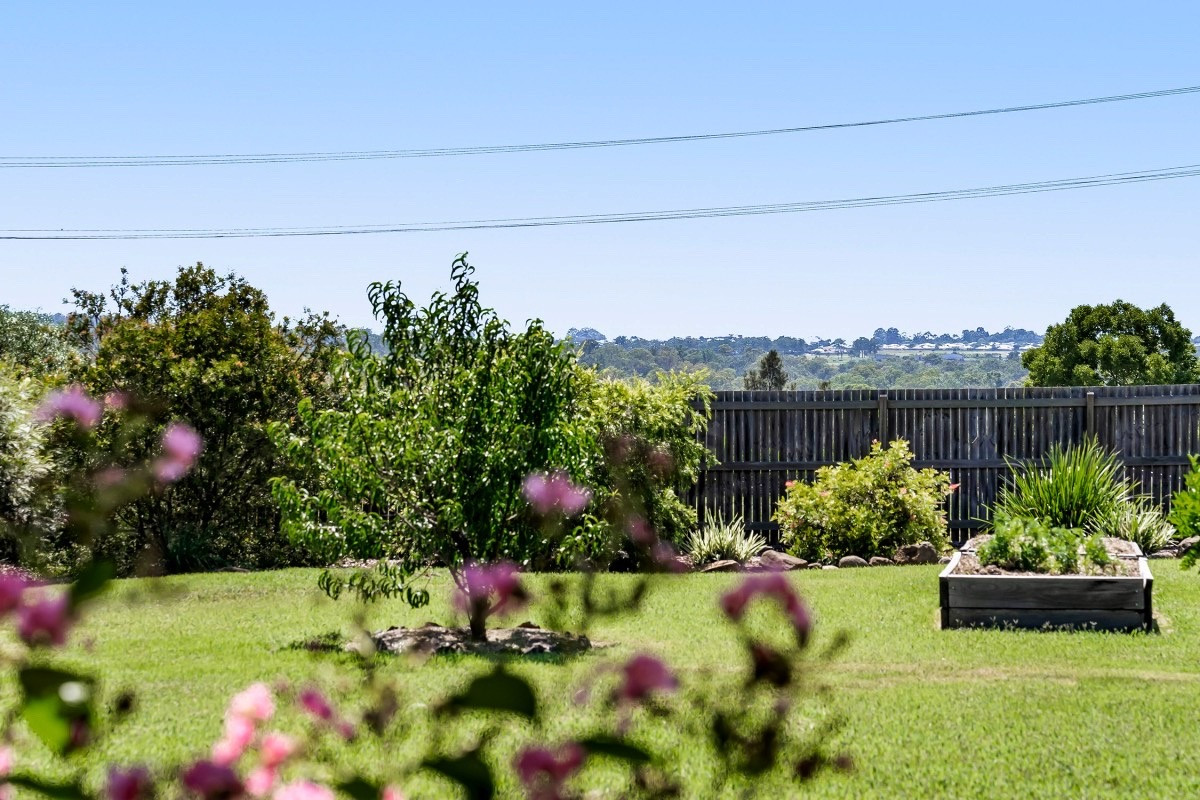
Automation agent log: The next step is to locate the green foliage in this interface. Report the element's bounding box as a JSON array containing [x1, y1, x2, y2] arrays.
[[0, 306, 77, 378], [977, 513, 1114, 574], [1022, 300, 1198, 386], [993, 437, 1128, 531], [744, 349, 790, 390], [1093, 496, 1177, 555], [66, 264, 342, 574], [571, 369, 713, 557], [774, 439, 951, 561], [685, 514, 766, 564], [0, 367, 57, 557], [1171, 456, 1200, 569], [272, 254, 592, 574]]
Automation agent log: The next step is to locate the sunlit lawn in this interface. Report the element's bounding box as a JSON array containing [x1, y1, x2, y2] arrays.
[[10, 563, 1200, 798]]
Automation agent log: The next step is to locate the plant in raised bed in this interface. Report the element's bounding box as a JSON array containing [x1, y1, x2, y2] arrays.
[[976, 513, 1115, 575], [774, 439, 951, 563]]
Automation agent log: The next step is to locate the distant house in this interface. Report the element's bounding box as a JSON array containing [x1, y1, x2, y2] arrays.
[[943, 352, 966, 362], [810, 345, 849, 355]]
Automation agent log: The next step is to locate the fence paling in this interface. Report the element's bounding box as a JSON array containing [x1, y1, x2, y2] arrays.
[[688, 384, 1200, 544]]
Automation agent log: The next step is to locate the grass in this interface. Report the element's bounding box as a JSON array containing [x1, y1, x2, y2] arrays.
[[10, 564, 1200, 798]]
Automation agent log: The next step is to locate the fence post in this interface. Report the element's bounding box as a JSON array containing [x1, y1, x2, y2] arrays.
[[1085, 391, 1096, 437], [877, 392, 889, 446]]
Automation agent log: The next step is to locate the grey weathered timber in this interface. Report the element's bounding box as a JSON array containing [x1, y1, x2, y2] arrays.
[[688, 384, 1200, 542], [937, 550, 1155, 631]]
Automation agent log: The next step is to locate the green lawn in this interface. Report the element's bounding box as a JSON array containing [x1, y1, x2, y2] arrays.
[[12, 564, 1200, 798]]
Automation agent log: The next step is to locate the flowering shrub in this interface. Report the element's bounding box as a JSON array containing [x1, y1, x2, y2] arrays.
[[774, 440, 952, 562]]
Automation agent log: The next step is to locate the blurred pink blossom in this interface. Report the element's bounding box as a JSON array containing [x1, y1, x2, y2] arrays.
[[35, 385, 102, 429], [259, 733, 297, 769], [106, 766, 153, 800], [0, 574, 27, 617], [245, 766, 277, 797], [453, 562, 528, 617], [104, 391, 129, 410], [720, 573, 811, 644], [514, 743, 585, 800], [229, 683, 274, 722], [381, 787, 406, 800], [522, 472, 591, 517], [627, 517, 655, 547], [274, 781, 334, 800], [650, 541, 687, 573], [0, 746, 12, 776], [182, 760, 243, 800], [17, 593, 72, 647], [297, 688, 333, 721], [154, 423, 202, 483], [617, 654, 677, 704], [211, 713, 255, 765]]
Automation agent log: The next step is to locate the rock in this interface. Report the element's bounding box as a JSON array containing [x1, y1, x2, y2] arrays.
[[1178, 536, 1200, 556], [838, 555, 868, 568], [868, 556, 893, 567], [759, 549, 808, 571], [938, 556, 952, 564], [822, 564, 839, 570], [807, 562, 824, 570], [1150, 550, 1177, 559], [370, 622, 592, 656], [700, 559, 742, 573], [893, 541, 940, 565]]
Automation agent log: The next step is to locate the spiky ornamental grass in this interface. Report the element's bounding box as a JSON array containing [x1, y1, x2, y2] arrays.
[[685, 514, 767, 564], [994, 436, 1129, 532]]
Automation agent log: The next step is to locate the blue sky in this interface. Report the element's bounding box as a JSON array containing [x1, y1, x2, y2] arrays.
[[2, 3, 1198, 340]]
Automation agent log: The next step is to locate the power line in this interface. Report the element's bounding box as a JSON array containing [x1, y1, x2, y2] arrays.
[[3, 85, 1198, 168], [4, 162, 1199, 239]]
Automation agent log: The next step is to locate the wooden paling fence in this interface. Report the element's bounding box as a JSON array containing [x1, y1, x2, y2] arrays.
[[689, 384, 1200, 544]]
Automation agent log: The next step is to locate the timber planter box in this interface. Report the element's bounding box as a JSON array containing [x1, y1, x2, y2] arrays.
[[939, 544, 1153, 632]]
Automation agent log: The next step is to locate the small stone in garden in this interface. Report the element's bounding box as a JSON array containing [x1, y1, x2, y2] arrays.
[[807, 562, 823, 570], [822, 564, 839, 570], [700, 559, 742, 573], [838, 555, 868, 568], [1149, 550, 1176, 559], [893, 541, 939, 565], [938, 556, 952, 564], [868, 556, 893, 567], [759, 550, 808, 570], [369, 622, 592, 656], [1178, 536, 1200, 555]]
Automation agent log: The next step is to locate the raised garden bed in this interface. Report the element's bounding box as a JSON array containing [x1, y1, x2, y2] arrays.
[[939, 538, 1153, 631]]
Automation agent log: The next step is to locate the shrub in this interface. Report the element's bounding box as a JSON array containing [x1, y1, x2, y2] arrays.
[[977, 513, 1112, 574], [993, 437, 1128, 531], [1094, 496, 1177, 555], [0, 368, 56, 555], [774, 439, 951, 562], [686, 514, 766, 564], [1172, 456, 1200, 569]]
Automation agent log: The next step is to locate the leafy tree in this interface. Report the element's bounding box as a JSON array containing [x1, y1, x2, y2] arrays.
[[0, 306, 77, 377], [271, 254, 593, 573], [744, 349, 789, 390], [0, 367, 56, 561], [1023, 300, 1198, 386], [851, 336, 878, 356], [66, 264, 342, 574]]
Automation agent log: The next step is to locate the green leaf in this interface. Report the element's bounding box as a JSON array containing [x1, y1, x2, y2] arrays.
[[440, 667, 537, 720], [68, 559, 115, 610], [19, 667, 94, 755], [422, 751, 494, 800], [578, 734, 653, 764], [336, 777, 381, 800], [5, 775, 88, 800]]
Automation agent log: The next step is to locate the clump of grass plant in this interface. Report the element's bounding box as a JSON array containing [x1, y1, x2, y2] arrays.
[[993, 436, 1129, 530], [1094, 496, 1177, 555], [686, 513, 767, 564]]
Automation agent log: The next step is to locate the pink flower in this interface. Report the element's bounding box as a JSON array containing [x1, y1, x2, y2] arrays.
[[381, 787, 406, 800], [229, 683, 274, 722], [245, 767, 277, 797], [211, 713, 255, 765], [35, 385, 102, 429], [0, 574, 27, 617], [720, 574, 811, 644], [273, 781, 334, 800], [297, 688, 333, 721], [627, 517, 655, 547], [0, 746, 12, 776], [182, 760, 243, 800], [17, 593, 72, 647], [617, 654, 677, 704], [514, 743, 585, 800], [154, 423, 202, 483], [106, 766, 153, 800], [522, 472, 591, 517], [104, 391, 129, 410], [259, 733, 297, 769], [453, 562, 528, 617]]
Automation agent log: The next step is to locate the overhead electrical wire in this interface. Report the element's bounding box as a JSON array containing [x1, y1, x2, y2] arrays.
[[2, 85, 1198, 168], [4, 162, 1199, 239]]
